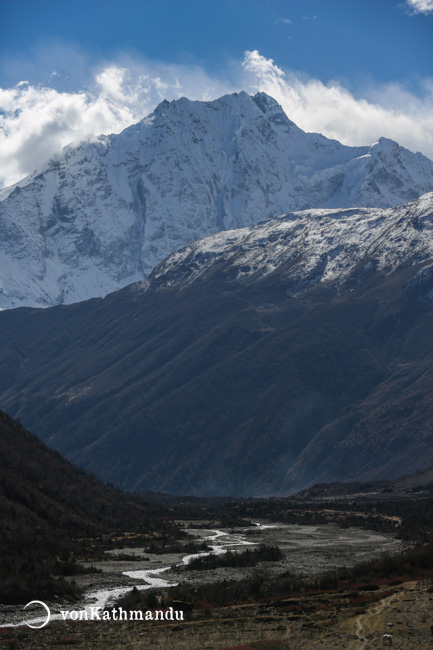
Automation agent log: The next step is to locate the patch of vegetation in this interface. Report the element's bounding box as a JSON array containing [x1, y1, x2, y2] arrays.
[[185, 545, 282, 571], [143, 539, 210, 555], [108, 552, 149, 561]]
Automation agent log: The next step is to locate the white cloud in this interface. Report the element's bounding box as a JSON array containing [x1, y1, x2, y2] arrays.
[[0, 81, 135, 188], [0, 59, 234, 188], [405, 0, 433, 13], [242, 50, 433, 160], [1, 50, 433, 188]]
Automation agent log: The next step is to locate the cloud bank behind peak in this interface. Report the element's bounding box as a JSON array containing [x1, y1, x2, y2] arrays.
[[1, 50, 433, 188]]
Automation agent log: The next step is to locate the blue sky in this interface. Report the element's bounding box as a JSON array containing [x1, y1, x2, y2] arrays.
[[0, 0, 432, 187], [1, 0, 432, 88]]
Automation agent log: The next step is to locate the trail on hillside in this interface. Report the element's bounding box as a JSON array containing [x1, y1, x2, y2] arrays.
[[354, 589, 401, 649]]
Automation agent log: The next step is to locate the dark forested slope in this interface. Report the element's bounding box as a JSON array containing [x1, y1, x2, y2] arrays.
[[1, 197, 433, 496]]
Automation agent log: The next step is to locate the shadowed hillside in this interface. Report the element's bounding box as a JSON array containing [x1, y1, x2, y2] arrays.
[[1, 196, 433, 496], [1, 259, 433, 497], [0, 411, 176, 603]]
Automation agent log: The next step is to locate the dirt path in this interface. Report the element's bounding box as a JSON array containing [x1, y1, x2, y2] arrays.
[[354, 600, 387, 649], [345, 581, 426, 650]]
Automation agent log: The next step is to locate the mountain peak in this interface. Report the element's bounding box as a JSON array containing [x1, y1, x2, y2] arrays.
[[372, 136, 400, 151], [1, 91, 433, 309], [252, 91, 282, 113], [251, 91, 299, 129], [151, 91, 289, 122]]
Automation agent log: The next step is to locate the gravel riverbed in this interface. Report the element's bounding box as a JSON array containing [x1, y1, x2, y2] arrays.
[[0, 520, 403, 630]]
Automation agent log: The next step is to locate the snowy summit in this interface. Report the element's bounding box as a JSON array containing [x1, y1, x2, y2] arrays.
[[1, 91, 433, 309]]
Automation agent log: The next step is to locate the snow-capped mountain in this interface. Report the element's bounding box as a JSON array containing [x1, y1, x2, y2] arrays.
[[1, 91, 433, 309], [1, 193, 433, 495], [146, 192, 433, 295]]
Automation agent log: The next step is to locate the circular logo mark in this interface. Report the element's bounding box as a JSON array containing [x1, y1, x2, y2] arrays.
[[23, 600, 51, 629]]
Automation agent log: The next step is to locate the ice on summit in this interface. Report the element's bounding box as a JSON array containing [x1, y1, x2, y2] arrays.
[[1, 92, 433, 309]]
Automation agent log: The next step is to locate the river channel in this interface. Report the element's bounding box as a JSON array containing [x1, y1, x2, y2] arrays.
[[2, 520, 402, 628]]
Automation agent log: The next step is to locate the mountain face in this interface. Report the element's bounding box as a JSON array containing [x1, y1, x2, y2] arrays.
[[0, 193, 433, 496], [1, 91, 433, 309]]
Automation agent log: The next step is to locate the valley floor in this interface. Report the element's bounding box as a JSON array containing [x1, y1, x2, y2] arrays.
[[1, 580, 432, 649], [0, 521, 402, 626], [1, 520, 420, 649]]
